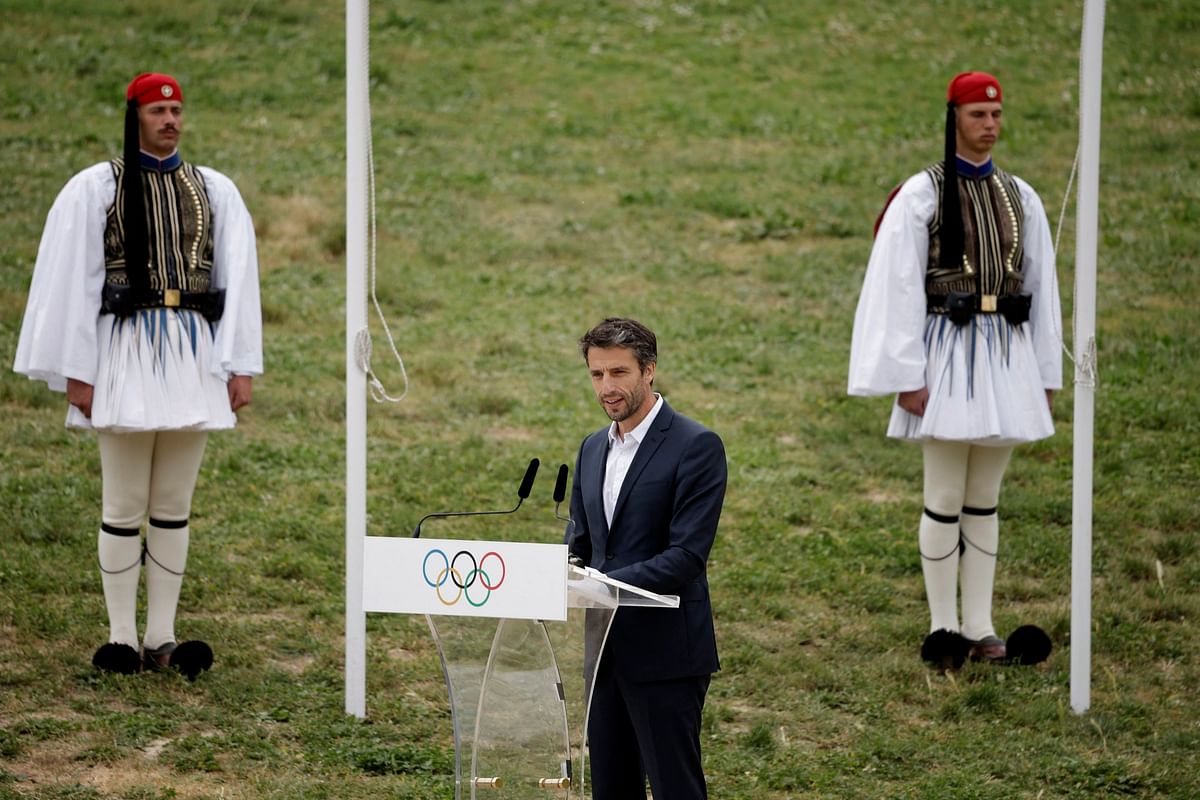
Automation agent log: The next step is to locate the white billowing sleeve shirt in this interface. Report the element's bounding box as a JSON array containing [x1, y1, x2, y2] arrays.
[[13, 161, 263, 431], [847, 169, 1062, 445]]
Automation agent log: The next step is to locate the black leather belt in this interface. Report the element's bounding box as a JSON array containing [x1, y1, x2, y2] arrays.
[[102, 284, 225, 322], [927, 291, 1031, 327]]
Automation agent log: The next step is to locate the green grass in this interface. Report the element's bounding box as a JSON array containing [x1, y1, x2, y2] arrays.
[[2, 0, 1199, 797]]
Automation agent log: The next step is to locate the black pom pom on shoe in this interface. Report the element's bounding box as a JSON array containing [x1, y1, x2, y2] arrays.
[[169, 640, 214, 681], [920, 629, 971, 671], [1004, 625, 1052, 666], [93, 643, 142, 674]]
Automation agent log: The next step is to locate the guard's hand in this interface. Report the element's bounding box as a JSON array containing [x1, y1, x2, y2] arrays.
[[897, 387, 929, 417], [67, 378, 94, 419], [228, 375, 253, 412]]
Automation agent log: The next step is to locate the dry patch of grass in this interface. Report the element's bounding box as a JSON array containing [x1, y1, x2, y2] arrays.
[[255, 191, 341, 266]]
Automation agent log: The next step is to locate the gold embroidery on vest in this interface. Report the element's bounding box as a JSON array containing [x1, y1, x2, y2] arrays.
[[104, 159, 214, 295], [924, 163, 1025, 297]]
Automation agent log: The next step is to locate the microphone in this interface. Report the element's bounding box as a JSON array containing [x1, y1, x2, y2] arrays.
[[519, 458, 539, 500], [412, 458, 539, 537], [553, 464, 580, 561], [552, 464, 569, 506]]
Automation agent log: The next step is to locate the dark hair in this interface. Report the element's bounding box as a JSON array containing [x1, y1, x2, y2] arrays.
[[122, 98, 150, 299], [939, 101, 965, 273], [579, 317, 658, 373]]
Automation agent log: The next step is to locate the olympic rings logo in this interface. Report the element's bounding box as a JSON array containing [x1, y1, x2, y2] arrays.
[[422, 549, 507, 607]]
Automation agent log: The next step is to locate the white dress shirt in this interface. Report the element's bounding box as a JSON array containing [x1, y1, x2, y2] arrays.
[[603, 394, 664, 525]]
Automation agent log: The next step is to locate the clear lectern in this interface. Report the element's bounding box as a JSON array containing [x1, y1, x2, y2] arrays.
[[362, 536, 679, 799]]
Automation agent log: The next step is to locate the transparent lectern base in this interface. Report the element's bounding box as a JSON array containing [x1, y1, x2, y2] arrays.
[[428, 606, 614, 799], [423, 564, 677, 799]]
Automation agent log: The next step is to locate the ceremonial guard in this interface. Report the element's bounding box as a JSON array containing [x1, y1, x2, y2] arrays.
[[14, 73, 263, 678], [848, 72, 1061, 668]]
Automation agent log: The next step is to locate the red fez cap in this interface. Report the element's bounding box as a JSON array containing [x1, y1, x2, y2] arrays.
[[946, 71, 1001, 106], [126, 73, 183, 106]]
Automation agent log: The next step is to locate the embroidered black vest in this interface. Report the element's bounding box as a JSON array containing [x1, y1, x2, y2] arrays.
[[104, 157, 214, 294], [924, 162, 1025, 298]]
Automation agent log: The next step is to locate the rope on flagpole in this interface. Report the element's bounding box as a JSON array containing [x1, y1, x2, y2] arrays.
[[352, 0, 410, 404], [1051, 146, 1079, 372], [1049, 35, 1101, 391]]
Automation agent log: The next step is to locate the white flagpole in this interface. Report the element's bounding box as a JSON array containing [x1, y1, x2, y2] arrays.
[[345, 0, 369, 718], [1071, 0, 1105, 716]]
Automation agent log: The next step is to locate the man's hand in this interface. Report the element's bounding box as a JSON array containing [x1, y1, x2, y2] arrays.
[[66, 378, 94, 419], [228, 375, 252, 412], [1046, 389, 1055, 413], [897, 387, 929, 417]]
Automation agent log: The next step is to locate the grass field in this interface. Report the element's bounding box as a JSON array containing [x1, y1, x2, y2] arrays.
[[2, 0, 1198, 798]]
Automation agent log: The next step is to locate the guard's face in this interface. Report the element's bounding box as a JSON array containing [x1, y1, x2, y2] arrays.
[[587, 346, 655, 426], [955, 101, 1002, 157], [138, 101, 184, 158]]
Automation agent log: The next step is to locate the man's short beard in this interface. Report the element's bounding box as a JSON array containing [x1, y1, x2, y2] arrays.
[[604, 384, 648, 423]]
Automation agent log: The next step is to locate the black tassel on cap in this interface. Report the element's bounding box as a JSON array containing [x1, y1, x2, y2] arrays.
[[122, 99, 150, 298], [939, 101, 964, 273]]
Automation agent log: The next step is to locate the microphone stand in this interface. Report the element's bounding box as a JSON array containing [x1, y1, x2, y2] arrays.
[[553, 464, 583, 567], [412, 458, 540, 537]]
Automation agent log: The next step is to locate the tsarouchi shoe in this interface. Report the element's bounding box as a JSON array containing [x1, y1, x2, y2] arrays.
[[920, 629, 971, 672], [967, 634, 1007, 663], [142, 641, 177, 671], [1004, 625, 1052, 665], [143, 640, 213, 681], [93, 642, 141, 674]]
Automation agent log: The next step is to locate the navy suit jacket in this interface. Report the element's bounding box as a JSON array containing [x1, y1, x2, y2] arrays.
[[568, 400, 727, 681]]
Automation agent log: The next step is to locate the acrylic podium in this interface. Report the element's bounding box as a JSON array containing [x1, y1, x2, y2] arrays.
[[362, 536, 678, 799]]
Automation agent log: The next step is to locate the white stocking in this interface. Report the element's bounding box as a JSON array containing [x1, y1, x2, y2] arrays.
[[144, 522, 190, 650], [959, 511, 999, 641], [920, 440, 971, 634], [98, 527, 142, 647], [142, 430, 207, 649], [919, 512, 961, 633], [959, 444, 1012, 642]]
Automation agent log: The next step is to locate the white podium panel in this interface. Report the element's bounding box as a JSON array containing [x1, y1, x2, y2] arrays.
[[363, 537, 569, 621]]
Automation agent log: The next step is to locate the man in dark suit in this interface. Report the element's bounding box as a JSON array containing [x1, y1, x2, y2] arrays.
[[568, 317, 727, 800]]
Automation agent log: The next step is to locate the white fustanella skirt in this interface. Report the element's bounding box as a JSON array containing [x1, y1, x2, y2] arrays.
[[886, 313, 1055, 446], [68, 309, 236, 432]]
